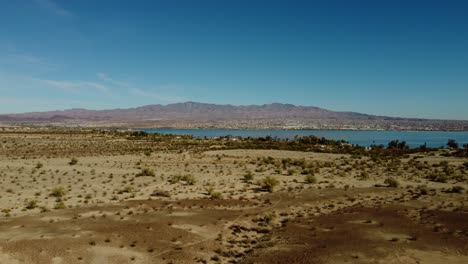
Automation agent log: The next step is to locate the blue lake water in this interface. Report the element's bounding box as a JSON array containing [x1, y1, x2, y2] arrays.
[[141, 129, 468, 149]]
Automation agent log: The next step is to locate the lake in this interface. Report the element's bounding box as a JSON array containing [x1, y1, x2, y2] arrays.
[[141, 128, 468, 148]]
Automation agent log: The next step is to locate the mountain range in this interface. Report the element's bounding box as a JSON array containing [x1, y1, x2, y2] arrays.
[[0, 102, 402, 122]]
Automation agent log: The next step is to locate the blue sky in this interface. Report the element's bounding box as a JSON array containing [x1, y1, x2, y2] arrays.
[[0, 0, 467, 119]]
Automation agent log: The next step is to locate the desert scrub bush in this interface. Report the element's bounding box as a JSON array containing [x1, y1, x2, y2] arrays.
[[260, 176, 279, 192], [243, 171, 254, 183], [118, 186, 134, 194], [384, 177, 399, 188], [1, 208, 11, 217], [25, 200, 38, 210], [35, 162, 43, 169], [169, 174, 182, 184], [136, 168, 155, 177], [210, 191, 223, 200], [261, 156, 276, 165], [50, 186, 66, 198], [150, 189, 171, 198], [182, 174, 197, 185], [256, 213, 276, 226], [301, 167, 315, 175], [304, 174, 317, 184], [427, 172, 448, 183], [54, 201, 66, 209], [68, 158, 78, 165], [357, 171, 369, 180], [170, 174, 196, 185]]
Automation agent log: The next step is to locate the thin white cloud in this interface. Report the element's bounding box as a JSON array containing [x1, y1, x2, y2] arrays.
[[82, 82, 110, 93], [34, 0, 73, 17], [97, 72, 110, 81], [41, 79, 111, 93], [97, 72, 187, 103], [0, 53, 59, 71], [97, 72, 130, 87]]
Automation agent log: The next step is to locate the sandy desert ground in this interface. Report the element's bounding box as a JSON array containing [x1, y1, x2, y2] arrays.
[[0, 128, 467, 264]]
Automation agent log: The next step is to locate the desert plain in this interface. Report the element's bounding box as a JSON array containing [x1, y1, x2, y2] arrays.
[[0, 128, 467, 264]]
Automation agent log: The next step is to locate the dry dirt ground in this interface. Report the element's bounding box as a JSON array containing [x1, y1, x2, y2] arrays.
[[0, 130, 467, 263]]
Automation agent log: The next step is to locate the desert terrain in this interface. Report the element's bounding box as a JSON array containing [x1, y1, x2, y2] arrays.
[[2, 102, 468, 131], [0, 128, 467, 264]]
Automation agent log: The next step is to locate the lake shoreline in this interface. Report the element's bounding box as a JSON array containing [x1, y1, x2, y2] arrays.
[[141, 128, 468, 148]]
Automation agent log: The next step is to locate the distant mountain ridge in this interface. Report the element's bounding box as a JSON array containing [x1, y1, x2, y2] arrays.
[[0, 101, 398, 122]]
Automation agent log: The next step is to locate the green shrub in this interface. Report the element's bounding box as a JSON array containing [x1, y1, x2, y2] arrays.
[[25, 200, 38, 210], [50, 187, 66, 198], [170, 174, 196, 185], [304, 174, 317, 184], [243, 171, 254, 183], [54, 201, 66, 209], [261, 176, 279, 192], [169, 174, 182, 184], [182, 174, 196, 185], [136, 168, 155, 177], [210, 192, 223, 200]]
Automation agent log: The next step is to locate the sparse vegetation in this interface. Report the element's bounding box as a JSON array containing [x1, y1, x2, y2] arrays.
[[243, 171, 254, 183], [260, 176, 279, 192], [384, 177, 399, 188], [150, 189, 171, 198], [444, 185, 464, 194], [68, 158, 78, 165], [210, 191, 223, 200], [54, 201, 66, 209], [169, 174, 196, 185], [25, 200, 38, 210], [50, 187, 66, 198], [0, 128, 466, 264], [136, 167, 155, 177], [304, 174, 317, 184]]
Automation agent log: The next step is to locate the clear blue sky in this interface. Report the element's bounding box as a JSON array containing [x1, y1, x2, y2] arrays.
[[0, 0, 467, 119]]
